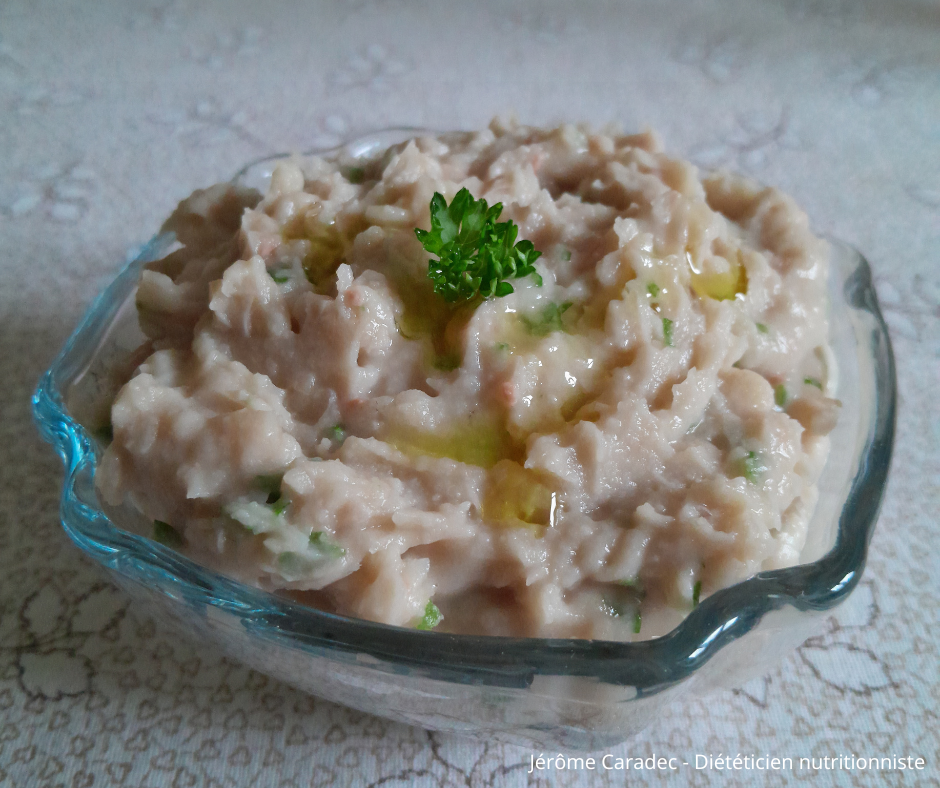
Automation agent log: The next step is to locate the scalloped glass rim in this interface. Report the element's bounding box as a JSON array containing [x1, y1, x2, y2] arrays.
[[33, 130, 897, 699]]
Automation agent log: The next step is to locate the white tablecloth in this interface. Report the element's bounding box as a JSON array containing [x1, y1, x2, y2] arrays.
[[2, 1, 938, 785]]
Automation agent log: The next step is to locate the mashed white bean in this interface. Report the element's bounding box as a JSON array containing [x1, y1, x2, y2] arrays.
[[98, 120, 839, 640]]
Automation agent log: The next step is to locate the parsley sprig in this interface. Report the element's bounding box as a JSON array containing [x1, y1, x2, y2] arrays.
[[415, 188, 543, 302]]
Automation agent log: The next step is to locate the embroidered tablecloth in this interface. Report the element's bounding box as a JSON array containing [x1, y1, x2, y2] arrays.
[[2, 1, 938, 785]]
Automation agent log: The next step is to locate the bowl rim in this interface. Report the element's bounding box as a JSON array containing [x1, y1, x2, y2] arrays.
[[32, 130, 897, 695]]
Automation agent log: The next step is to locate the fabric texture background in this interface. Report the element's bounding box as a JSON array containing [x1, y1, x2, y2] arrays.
[[1, 1, 938, 785]]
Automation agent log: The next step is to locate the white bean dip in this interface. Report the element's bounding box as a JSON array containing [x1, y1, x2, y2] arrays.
[[98, 120, 840, 640]]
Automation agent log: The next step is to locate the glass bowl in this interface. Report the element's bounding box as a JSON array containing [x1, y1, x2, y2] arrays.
[[32, 131, 897, 750]]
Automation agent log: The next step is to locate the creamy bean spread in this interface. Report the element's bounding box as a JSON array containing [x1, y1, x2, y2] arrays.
[[98, 120, 840, 640]]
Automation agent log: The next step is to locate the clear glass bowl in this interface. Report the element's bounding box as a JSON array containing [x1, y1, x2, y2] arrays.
[[32, 131, 897, 750]]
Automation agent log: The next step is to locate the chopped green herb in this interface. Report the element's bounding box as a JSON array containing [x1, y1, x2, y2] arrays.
[[739, 450, 767, 484], [271, 496, 289, 516], [433, 352, 462, 372], [415, 600, 443, 630], [494, 341, 510, 352], [559, 246, 572, 262], [308, 531, 346, 559], [647, 282, 660, 297], [633, 609, 642, 634], [804, 377, 823, 390], [756, 322, 769, 334], [692, 580, 702, 607], [521, 301, 572, 337], [344, 166, 365, 184], [662, 317, 674, 347], [153, 520, 183, 548], [327, 424, 346, 445], [269, 269, 290, 284], [774, 384, 787, 408], [416, 188, 542, 302]]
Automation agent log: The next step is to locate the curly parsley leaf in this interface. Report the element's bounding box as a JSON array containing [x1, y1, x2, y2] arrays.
[[416, 188, 543, 302]]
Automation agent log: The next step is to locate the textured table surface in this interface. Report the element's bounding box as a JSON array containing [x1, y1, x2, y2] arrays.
[[2, 1, 939, 786]]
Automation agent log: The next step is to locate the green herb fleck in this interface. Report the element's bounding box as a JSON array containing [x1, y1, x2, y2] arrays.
[[662, 317, 674, 347], [559, 246, 572, 262], [521, 301, 572, 337], [633, 609, 642, 634], [647, 282, 660, 297], [494, 342, 510, 352], [692, 580, 702, 608], [344, 166, 365, 184], [774, 384, 787, 408], [739, 450, 767, 484], [756, 322, 769, 334], [271, 496, 289, 516], [308, 531, 346, 559], [416, 600, 443, 630], [416, 188, 543, 302], [328, 424, 346, 445], [269, 269, 290, 284], [153, 520, 183, 548], [804, 377, 823, 390]]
